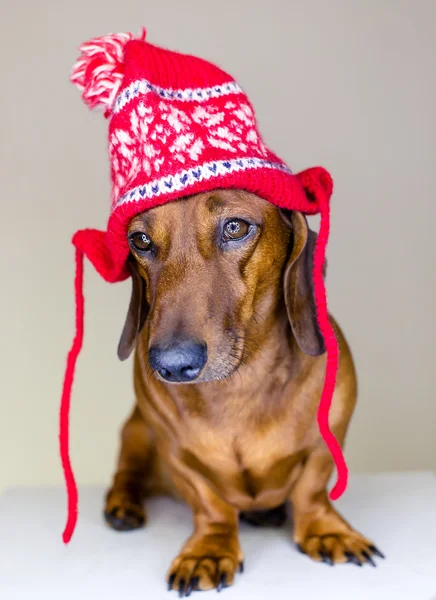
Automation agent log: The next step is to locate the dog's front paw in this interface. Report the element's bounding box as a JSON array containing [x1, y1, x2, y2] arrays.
[[296, 518, 385, 567], [104, 490, 145, 532], [167, 532, 243, 596]]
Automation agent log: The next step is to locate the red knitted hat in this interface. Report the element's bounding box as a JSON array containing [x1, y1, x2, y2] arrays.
[[60, 28, 346, 543]]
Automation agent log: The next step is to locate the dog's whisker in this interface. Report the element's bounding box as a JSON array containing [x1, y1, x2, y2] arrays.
[[252, 310, 266, 324], [244, 336, 261, 352]]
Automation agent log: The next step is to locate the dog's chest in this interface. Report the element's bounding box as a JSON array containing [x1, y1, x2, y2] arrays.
[[180, 404, 314, 510], [171, 355, 323, 510]]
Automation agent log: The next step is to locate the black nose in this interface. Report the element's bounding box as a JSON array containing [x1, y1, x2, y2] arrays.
[[148, 340, 207, 383]]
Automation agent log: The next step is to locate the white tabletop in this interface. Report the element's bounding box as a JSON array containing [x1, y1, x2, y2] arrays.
[[1, 472, 436, 599]]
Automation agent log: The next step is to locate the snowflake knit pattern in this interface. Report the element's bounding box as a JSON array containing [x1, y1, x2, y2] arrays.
[[60, 27, 347, 544]]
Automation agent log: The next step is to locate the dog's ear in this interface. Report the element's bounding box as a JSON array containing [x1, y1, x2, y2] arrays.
[[117, 260, 149, 361], [281, 210, 326, 356]]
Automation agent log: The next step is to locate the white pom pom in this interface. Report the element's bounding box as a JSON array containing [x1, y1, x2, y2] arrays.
[[71, 31, 139, 116]]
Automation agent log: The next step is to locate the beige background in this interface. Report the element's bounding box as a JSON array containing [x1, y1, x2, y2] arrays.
[[1, 0, 435, 494]]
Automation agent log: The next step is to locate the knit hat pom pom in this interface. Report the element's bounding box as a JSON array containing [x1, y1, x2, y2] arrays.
[[70, 29, 146, 116]]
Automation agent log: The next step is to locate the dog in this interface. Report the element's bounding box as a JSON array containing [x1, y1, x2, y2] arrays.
[[103, 188, 383, 595]]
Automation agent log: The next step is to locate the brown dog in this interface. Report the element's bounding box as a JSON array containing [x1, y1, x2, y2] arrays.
[[104, 188, 382, 595]]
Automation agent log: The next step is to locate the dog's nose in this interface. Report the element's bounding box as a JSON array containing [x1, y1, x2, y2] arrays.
[[148, 340, 207, 383]]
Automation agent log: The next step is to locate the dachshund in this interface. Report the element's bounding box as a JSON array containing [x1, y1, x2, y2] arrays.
[[103, 188, 383, 595]]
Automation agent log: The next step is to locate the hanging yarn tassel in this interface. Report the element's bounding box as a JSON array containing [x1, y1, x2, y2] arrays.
[[70, 29, 145, 117], [309, 176, 348, 501], [59, 248, 84, 543]]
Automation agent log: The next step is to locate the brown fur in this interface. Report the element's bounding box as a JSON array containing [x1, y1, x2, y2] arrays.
[[104, 190, 380, 595]]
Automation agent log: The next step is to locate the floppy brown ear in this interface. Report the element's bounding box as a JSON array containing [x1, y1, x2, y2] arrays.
[[282, 211, 326, 356], [117, 260, 149, 361]]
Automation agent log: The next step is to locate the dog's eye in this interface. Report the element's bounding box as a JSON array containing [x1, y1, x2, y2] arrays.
[[129, 232, 152, 252], [223, 219, 250, 241]]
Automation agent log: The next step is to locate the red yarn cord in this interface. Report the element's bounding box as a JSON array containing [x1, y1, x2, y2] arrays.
[[313, 198, 348, 501], [59, 248, 84, 543]]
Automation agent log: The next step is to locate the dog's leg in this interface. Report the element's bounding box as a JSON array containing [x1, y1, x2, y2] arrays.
[[167, 474, 243, 595], [289, 448, 384, 566], [104, 406, 152, 531]]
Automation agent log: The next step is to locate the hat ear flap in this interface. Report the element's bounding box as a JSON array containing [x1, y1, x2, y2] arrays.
[[117, 260, 149, 361], [282, 211, 326, 356], [295, 166, 333, 207], [73, 229, 130, 283]]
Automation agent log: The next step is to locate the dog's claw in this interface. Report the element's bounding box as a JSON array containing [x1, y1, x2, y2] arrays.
[[186, 577, 198, 597], [179, 578, 186, 597], [370, 545, 385, 559], [362, 551, 376, 567], [216, 573, 226, 592], [239, 561, 244, 573], [320, 550, 334, 566], [168, 574, 176, 591], [345, 551, 362, 567]]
